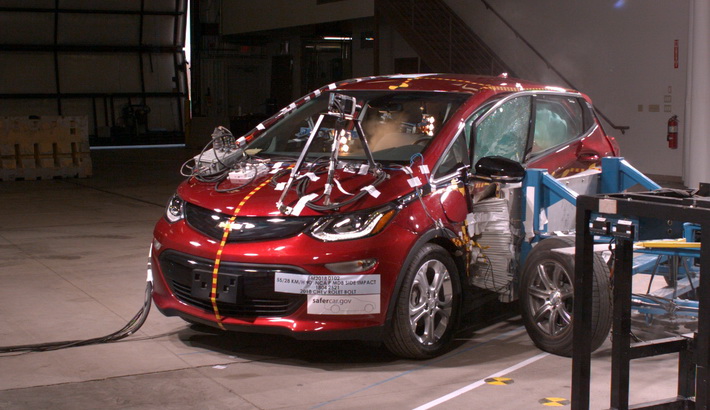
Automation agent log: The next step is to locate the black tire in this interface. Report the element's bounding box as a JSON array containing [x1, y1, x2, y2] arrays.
[[385, 243, 461, 359], [520, 236, 612, 356]]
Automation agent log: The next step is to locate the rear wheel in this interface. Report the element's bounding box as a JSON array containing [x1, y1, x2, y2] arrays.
[[520, 236, 612, 356], [385, 244, 461, 359]]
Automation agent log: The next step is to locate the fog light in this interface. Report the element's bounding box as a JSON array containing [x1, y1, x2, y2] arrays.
[[325, 259, 377, 273], [152, 238, 162, 251]]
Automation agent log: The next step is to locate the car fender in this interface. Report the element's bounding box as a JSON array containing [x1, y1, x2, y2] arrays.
[[383, 226, 462, 326]]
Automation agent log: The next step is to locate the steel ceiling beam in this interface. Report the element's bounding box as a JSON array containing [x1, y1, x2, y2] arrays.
[[0, 7, 183, 16], [0, 44, 182, 53]]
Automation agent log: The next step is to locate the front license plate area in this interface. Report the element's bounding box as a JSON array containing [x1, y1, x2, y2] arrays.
[[191, 269, 241, 304]]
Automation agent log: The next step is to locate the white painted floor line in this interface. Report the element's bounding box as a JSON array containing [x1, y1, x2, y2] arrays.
[[412, 352, 551, 410], [454, 317, 519, 340]]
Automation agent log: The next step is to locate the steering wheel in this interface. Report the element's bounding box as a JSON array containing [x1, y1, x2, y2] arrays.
[[414, 136, 432, 146]]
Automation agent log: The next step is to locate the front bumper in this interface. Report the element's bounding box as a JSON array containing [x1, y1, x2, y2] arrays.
[[150, 217, 415, 339]]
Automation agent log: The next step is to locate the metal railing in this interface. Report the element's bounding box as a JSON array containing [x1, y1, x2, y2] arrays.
[[377, 0, 513, 76]]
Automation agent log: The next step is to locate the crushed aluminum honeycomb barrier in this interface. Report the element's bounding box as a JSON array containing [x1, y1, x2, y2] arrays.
[[469, 197, 518, 300]]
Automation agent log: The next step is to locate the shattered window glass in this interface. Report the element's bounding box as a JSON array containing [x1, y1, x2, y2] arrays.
[[473, 96, 531, 164], [433, 100, 499, 179], [530, 95, 583, 156]]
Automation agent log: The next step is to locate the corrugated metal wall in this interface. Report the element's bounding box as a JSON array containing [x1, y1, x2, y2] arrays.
[[0, 0, 188, 145]]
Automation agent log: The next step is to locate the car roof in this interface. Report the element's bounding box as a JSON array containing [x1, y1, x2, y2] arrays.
[[333, 73, 576, 95]]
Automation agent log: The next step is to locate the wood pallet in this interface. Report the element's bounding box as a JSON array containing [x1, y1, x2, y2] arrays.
[[0, 116, 92, 181]]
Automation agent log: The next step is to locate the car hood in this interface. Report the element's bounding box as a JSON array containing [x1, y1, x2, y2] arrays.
[[177, 167, 420, 217]]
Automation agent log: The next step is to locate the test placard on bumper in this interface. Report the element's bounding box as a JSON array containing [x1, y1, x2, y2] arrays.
[[274, 273, 380, 295], [274, 273, 381, 315], [307, 294, 380, 315]]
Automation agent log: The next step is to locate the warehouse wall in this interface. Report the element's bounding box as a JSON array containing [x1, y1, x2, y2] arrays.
[[0, 0, 188, 142], [221, 0, 374, 34], [444, 0, 690, 177], [217, 0, 693, 178]]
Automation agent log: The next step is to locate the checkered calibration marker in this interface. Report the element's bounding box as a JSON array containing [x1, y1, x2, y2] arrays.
[[484, 377, 514, 385], [539, 397, 570, 406]]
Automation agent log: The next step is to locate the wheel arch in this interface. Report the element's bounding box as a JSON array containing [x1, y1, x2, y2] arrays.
[[430, 235, 467, 290], [383, 227, 463, 326]]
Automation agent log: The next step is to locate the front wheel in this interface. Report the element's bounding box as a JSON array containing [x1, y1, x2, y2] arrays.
[[385, 244, 461, 359], [520, 236, 612, 356]]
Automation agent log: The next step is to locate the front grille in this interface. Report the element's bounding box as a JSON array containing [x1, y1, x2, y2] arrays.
[[159, 250, 306, 317], [184, 202, 314, 242]]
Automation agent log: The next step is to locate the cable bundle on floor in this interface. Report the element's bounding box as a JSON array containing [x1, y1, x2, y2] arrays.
[[0, 281, 152, 354]]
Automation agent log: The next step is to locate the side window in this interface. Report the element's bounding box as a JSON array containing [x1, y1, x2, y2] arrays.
[[434, 131, 468, 178], [473, 96, 531, 165], [581, 99, 597, 131], [529, 95, 584, 156], [433, 101, 495, 179]]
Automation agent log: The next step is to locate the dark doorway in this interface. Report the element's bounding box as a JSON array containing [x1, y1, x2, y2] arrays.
[[271, 55, 294, 114], [302, 39, 352, 95], [394, 57, 431, 74]]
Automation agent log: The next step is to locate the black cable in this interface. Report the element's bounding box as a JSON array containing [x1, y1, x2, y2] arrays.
[[269, 168, 292, 187], [304, 168, 388, 212], [0, 281, 153, 354]]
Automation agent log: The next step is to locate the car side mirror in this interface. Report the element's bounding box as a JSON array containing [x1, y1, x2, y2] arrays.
[[474, 156, 525, 183]]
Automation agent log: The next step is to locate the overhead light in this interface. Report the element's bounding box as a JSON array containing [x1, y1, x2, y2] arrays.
[[322, 36, 352, 41]]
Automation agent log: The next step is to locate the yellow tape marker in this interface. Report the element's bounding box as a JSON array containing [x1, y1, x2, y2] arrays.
[[427, 76, 552, 93], [210, 178, 272, 330], [539, 397, 570, 407], [388, 79, 412, 90], [484, 377, 514, 385], [637, 238, 701, 249]]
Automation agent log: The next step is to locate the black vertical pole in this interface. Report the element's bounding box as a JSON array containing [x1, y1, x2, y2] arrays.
[[678, 342, 696, 400], [53, 0, 62, 115], [173, 0, 186, 136], [138, 0, 147, 106], [571, 197, 595, 409], [610, 236, 634, 410], [373, 1, 380, 76], [697, 221, 710, 408], [103, 96, 109, 127], [91, 97, 98, 138], [189, 0, 201, 116]]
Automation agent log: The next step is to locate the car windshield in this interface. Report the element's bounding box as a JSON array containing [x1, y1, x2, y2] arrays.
[[246, 90, 469, 163]]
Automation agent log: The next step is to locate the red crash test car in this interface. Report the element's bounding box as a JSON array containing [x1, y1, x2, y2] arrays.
[[149, 73, 619, 358]]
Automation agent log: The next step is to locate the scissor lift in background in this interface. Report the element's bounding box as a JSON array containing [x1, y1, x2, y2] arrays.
[[633, 232, 701, 325]]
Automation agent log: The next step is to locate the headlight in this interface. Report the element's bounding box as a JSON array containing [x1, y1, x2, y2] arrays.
[[310, 206, 396, 242], [165, 194, 184, 223]]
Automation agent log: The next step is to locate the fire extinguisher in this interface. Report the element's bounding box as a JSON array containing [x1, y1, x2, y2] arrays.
[[667, 115, 678, 149]]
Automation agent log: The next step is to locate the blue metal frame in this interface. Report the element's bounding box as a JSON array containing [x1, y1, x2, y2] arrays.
[[599, 157, 661, 193], [524, 168, 579, 235], [522, 157, 659, 246], [516, 157, 668, 298], [632, 234, 701, 319], [572, 190, 707, 408], [520, 158, 702, 321]]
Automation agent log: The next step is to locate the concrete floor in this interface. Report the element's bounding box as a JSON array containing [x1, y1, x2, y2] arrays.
[[0, 147, 691, 409]]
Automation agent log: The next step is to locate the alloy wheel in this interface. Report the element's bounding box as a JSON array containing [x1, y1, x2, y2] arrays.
[[527, 260, 574, 337], [408, 259, 454, 345]]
